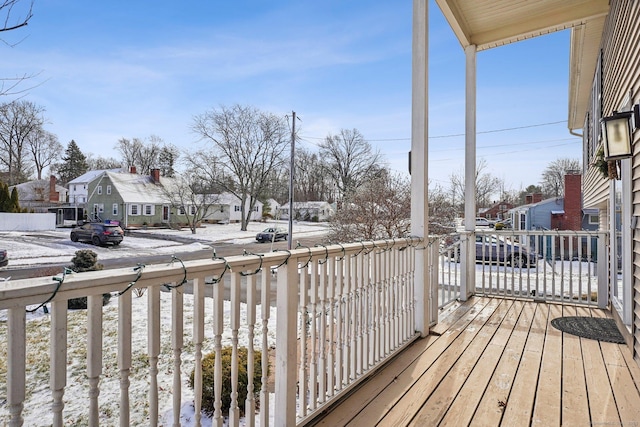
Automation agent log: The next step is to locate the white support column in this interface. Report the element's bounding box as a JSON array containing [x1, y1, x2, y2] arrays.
[[461, 43, 477, 301], [411, 0, 429, 336]]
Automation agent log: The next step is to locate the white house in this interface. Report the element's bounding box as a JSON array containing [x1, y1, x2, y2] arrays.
[[216, 193, 263, 223], [277, 201, 335, 222]]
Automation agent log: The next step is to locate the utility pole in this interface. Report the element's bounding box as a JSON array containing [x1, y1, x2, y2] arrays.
[[287, 111, 297, 250]]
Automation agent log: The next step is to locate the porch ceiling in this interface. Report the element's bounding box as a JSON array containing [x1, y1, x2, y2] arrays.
[[434, 0, 609, 130]]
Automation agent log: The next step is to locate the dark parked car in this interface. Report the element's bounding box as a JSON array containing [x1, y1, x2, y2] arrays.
[[473, 235, 537, 268], [447, 234, 537, 268], [256, 227, 288, 243], [70, 223, 124, 246], [0, 249, 8, 267]]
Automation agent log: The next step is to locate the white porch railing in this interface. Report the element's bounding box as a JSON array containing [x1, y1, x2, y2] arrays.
[[438, 229, 608, 308], [0, 238, 426, 426]]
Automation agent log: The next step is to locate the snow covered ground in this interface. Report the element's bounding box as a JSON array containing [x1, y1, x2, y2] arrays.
[[0, 220, 329, 268]]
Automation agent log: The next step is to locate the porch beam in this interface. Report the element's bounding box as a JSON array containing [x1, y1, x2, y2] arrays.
[[411, 0, 430, 336]]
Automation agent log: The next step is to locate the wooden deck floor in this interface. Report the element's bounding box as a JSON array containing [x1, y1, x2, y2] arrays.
[[308, 296, 640, 426]]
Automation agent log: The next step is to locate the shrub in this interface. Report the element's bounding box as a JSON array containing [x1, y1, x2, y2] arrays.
[[189, 346, 264, 416], [67, 249, 109, 309]]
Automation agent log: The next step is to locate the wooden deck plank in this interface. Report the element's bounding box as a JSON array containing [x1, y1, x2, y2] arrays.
[[407, 300, 520, 425], [436, 300, 527, 427], [469, 300, 535, 426], [574, 306, 621, 425], [600, 341, 640, 424], [311, 297, 493, 426], [559, 305, 591, 426], [531, 303, 563, 426], [347, 298, 507, 426], [307, 298, 640, 427], [500, 303, 548, 426]]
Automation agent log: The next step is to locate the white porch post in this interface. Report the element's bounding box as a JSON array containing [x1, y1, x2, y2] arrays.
[[460, 43, 477, 301], [411, 0, 430, 336]]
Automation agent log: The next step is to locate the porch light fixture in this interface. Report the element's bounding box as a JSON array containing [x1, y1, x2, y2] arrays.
[[601, 110, 633, 161]]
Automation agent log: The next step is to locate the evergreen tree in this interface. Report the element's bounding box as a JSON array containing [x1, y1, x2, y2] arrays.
[[9, 187, 20, 212], [0, 182, 9, 212], [158, 144, 178, 177], [58, 140, 89, 185]]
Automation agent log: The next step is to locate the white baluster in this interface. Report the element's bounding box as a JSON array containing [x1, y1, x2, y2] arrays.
[[87, 295, 102, 427], [8, 307, 25, 427], [260, 268, 271, 427], [213, 279, 224, 427], [171, 286, 183, 427], [298, 264, 309, 417], [245, 273, 257, 427], [50, 300, 67, 427], [147, 286, 160, 427], [229, 272, 240, 426], [118, 289, 132, 427], [193, 278, 204, 427], [309, 261, 318, 410]]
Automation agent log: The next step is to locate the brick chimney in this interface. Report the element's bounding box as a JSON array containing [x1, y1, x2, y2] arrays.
[[525, 195, 532, 204], [563, 172, 582, 230], [49, 175, 59, 202], [151, 168, 160, 183], [130, 166, 137, 174], [532, 193, 543, 203]]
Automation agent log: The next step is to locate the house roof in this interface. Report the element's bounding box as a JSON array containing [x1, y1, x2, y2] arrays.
[[68, 169, 123, 185], [434, 0, 609, 130], [105, 171, 177, 204], [215, 193, 263, 206], [10, 179, 68, 201]]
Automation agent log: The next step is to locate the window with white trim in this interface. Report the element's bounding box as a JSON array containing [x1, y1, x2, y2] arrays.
[[189, 205, 197, 215], [588, 214, 599, 225], [130, 204, 140, 215], [106, 185, 111, 195], [144, 204, 154, 215], [113, 204, 118, 215], [97, 185, 102, 195], [178, 206, 185, 215], [234, 205, 241, 212]]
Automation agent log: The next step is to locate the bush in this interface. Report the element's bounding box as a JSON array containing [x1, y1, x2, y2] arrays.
[[189, 346, 264, 416], [67, 249, 109, 309]]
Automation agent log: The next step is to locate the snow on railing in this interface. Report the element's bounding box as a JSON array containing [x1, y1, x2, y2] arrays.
[[0, 238, 424, 426]]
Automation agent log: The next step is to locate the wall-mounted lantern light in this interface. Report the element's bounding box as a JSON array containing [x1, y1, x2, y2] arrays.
[[601, 110, 633, 161]]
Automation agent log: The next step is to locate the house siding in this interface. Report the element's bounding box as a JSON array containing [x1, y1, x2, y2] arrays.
[[596, 0, 640, 364]]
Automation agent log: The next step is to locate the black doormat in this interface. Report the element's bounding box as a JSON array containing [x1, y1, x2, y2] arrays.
[[551, 316, 625, 344]]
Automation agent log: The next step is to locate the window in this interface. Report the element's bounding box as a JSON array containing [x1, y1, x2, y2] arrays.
[[253, 206, 259, 212], [178, 206, 186, 215], [97, 185, 102, 195], [588, 214, 599, 225], [234, 205, 241, 212], [73, 185, 77, 191], [144, 204, 154, 215], [106, 185, 111, 195], [190, 205, 197, 215], [113, 204, 118, 215], [130, 204, 139, 215]]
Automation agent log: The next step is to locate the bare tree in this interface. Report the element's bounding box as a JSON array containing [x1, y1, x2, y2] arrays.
[[191, 104, 289, 231], [294, 146, 332, 202], [27, 127, 62, 179], [85, 153, 122, 171], [162, 168, 221, 234], [1, 0, 36, 97], [319, 128, 382, 203], [0, 99, 43, 184], [429, 182, 457, 235], [328, 170, 410, 242], [541, 158, 581, 198], [449, 159, 502, 212]]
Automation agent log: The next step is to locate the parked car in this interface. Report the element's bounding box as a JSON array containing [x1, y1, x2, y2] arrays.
[[494, 218, 512, 230], [475, 217, 495, 228], [70, 223, 124, 246], [474, 235, 537, 268], [256, 227, 288, 243], [0, 249, 8, 267], [448, 235, 537, 268]]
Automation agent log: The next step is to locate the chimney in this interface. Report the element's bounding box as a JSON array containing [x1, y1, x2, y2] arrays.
[[564, 172, 582, 230], [532, 193, 543, 203], [525, 195, 533, 204], [151, 168, 160, 183], [49, 175, 59, 202], [130, 166, 137, 174]]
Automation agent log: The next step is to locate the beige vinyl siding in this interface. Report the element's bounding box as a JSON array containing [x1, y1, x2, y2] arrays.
[[599, 0, 640, 365]]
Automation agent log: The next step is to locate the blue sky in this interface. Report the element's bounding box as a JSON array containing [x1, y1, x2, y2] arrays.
[[1, 0, 581, 192]]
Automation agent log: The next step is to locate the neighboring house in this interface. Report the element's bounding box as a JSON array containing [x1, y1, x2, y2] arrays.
[[67, 168, 123, 206], [86, 169, 188, 228], [9, 176, 68, 212], [215, 193, 263, 223], [264, 198, 281, 219], [277, 201, 336, 222], [510, 173, 598, 232], [478, 200, 514, 221]]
